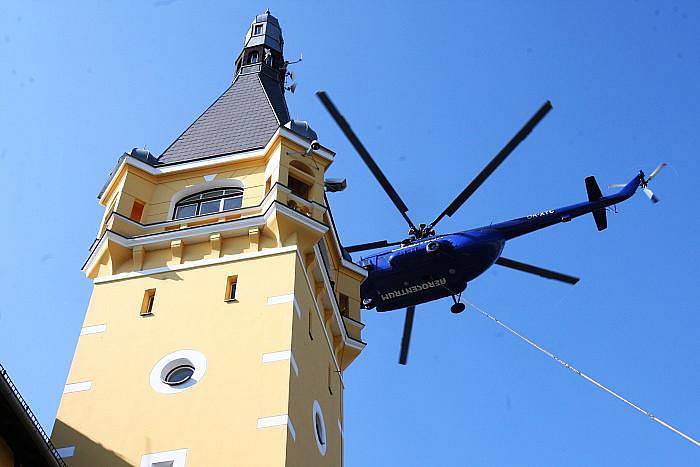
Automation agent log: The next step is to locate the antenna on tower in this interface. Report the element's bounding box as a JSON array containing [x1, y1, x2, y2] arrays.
[[284, 54, 302, 94]]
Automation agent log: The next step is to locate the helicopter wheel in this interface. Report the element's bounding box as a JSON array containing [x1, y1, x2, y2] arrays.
[[450, 302, 466, 314]]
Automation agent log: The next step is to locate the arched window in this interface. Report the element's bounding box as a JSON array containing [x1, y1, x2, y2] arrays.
[[247, 51, 260, 64], [173, 188, 243, 220]]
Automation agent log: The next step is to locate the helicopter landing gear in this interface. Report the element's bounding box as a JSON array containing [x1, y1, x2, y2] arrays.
[[450, 293, 465, 314]]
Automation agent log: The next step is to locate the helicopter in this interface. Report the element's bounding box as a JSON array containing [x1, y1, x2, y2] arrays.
[[316, 91, 666, 365]]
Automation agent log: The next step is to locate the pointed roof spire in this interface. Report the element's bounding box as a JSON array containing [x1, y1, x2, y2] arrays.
[[158, 11, 290, 165]]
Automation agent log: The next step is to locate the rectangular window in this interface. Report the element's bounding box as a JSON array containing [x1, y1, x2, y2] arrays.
[[141, 289, 156, 316], [199, 199, 220, 215], [288, 175, 310, 199], [225, 276, 238, 302], [130, 200, 145, 222], [308, 309, 314, 340], [254, 24, 263, 35], [265, 177, 271, 195], [327, 365, 333, 395], [338, 294, 350, 317], [174, 204, 197, 219]]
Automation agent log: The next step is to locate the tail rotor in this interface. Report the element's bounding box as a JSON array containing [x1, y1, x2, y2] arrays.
[[609, 163, 667, 204]]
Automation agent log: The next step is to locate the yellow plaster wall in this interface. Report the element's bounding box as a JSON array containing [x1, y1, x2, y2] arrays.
[[60, 132, 364, 466], [287, 257, 344, 466], [53, 251, 299, 466]]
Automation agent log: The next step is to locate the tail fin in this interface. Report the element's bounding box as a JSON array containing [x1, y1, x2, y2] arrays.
[[585, 176, 607, 231]]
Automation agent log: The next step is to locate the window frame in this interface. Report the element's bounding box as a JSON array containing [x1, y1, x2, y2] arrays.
[[173, 188, 243, 220], [247, 50, 260, 64], [288, 175, 310, 199], [253, 23, 264, 35], [141, 289, 156, 316], [163, 364, 195, 386], [225, 275, 238, 302]]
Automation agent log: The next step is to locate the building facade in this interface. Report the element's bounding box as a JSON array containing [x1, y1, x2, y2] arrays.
[[1, 363, 67, 467], [51, 11, 366, 466]]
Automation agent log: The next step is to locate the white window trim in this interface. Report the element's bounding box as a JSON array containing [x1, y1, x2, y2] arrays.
[[140, 448, 187, 467], [149, 350, 207, 395], [312, 400, 327, 456], [64, 381, 92, 394], [80, 323, 107, 336]]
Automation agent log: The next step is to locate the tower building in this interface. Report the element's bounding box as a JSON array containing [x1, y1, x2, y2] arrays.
[[51, 11, 366, 466]]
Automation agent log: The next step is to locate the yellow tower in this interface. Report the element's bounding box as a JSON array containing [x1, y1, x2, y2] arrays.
[[51, 11, 367, 466]]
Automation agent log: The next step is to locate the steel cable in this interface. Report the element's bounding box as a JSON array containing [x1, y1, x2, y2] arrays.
[[464, 300, 699, 447]]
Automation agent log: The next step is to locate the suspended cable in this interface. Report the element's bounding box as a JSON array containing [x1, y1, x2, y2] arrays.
[[464, 300, 699, 448]]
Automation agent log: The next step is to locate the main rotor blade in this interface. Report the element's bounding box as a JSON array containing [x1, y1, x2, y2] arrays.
[[316, 91, 417, 230], [428, 101, 553, 230], [495, 256, 579, 285], [345, 240, 403, 253], [643, 187, 659, 203], [399, 306, 416, 365], [647, 162, 667, 181]]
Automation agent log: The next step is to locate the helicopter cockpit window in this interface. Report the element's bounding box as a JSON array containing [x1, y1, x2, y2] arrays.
[[173, 188, 243, 220]]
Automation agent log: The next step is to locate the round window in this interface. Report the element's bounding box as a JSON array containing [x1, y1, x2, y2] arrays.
[[315, 412, 326, 445], [312, 400, 327, 456], [149, 350, 207, 395], [163, 365, 195, 386]]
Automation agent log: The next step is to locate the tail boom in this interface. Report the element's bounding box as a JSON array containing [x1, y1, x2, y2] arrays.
[[476, 172, 643, 240]]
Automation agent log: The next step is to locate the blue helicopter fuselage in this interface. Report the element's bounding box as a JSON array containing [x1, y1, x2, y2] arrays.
[[358, 173, 642, 311]]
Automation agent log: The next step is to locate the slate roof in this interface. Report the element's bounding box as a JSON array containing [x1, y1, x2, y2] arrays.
[[158, 72, 290, 165]]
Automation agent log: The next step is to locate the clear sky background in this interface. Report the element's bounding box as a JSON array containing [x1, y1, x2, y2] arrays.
[[0, 1, 698, 465]]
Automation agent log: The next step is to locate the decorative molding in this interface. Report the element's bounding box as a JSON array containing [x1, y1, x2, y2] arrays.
[[203, 173, 217, 182], [292, 298, 302, 319], [209, 233, 221, 258], [140, 448, 187, 467], [64, 381, 92, 394], [84, 201, 326, 276], [256, 414, 296, 442], [80, 324, 106, 336], [261, 350, 299, 377], [93, 246, 297, 284], [267, 293, 294, 305], [132, 245, 144, 271], [169, 240, 183, 265]]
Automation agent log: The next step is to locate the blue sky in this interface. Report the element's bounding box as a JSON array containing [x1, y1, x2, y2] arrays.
[[0, 1, 698, 465]]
